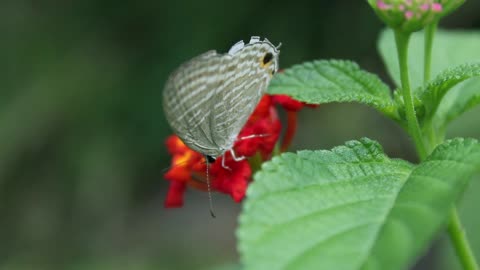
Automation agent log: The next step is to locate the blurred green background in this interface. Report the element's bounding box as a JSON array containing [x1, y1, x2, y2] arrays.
[[1, 1, 479, 269]]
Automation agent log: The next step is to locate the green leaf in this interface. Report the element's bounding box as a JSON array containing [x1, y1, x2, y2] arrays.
[[238, 138, 480, 270], [420, 63, 480, 108], [434, 74, 480, 131], [378, 29, 480, 90], [419, 63, 480, 125], [206, 263, 242, 270], [268, 60, 397, 118]]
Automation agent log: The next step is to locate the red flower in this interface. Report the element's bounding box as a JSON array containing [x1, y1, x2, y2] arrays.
[[271, 94, 319, 151], [210, 155, 251, 202], [163, 94, 316, 208], [272, 94, 319, 111], [235, 95, 282, 159], [272, 94, 305, 111], [164, 180, 187, 208]]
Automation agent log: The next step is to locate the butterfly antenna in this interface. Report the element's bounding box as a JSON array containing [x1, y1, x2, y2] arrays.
[[205, 155, 216, 218]]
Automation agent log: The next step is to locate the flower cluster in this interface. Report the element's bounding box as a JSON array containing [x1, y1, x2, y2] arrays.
[[368, 0, 464, 33], [163, 94, 315, 208]]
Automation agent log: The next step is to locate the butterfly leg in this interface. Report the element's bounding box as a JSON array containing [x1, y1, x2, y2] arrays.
[[220, 149, 245, 171], [230, 149, 245, 161], [221, 156, 232, 171], [237, 134, 270, 141]]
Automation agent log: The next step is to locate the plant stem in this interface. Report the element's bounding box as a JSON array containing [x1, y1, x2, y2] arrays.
[[421, 24, 479, 269], [423, 23, 437, 83], [422, 23, 441, 149], [448, 208, 479, 270], [394, 30, 427, 160]]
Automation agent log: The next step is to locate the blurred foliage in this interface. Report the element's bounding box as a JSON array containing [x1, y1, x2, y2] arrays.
[[0, 0, 479, 269], [438, 106, 480, 270]]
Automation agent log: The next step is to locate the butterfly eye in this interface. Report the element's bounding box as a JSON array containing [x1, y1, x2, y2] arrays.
[[262, 52, 273, 65]]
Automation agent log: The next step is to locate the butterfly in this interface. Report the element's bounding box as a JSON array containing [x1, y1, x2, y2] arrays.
[[163, 36, 280, 163], [163, 37, 280, 216]]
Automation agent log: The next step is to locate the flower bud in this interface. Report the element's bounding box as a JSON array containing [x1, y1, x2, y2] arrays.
[[368, 0, 465, 33]]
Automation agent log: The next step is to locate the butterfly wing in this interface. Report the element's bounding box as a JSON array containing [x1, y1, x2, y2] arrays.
[[163, 37, 279, 158], [210, 39, 279, 152], [163, 50, 225, 157]]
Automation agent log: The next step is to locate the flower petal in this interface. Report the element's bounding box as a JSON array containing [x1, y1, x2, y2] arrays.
[[164, 180, 187, 208]]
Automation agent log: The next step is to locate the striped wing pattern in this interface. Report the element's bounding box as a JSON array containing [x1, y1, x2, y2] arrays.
[[163, 37, 279, 157], [211, 42, 276, 153]]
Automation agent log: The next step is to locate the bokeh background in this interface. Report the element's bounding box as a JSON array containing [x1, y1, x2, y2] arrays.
[[1, 1, 480, 269]]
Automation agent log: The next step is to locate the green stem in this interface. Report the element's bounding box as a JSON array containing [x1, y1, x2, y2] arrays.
[[422, 24, 479, 269], [448, 208, 479, 270], [422, 23, 440, 149], [423, 23, 437, 83], [394, 30, 427, 160]]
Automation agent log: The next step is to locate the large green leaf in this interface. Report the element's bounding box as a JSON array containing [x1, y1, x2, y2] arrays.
[[238, 138, 480, 270], [268, 60, 397, 119]]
